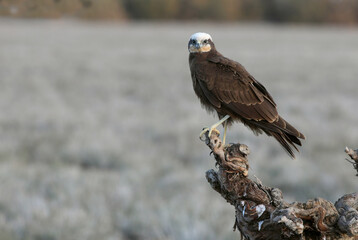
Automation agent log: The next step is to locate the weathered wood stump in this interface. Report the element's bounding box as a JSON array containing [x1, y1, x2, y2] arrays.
[[203, 130, 358, 240]]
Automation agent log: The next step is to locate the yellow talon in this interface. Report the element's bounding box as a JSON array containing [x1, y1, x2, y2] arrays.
[[223, 120, 228, 146], [199, 115, 231, 142]]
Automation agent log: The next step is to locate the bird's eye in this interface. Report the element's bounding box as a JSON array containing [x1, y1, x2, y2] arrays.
[[203, 40, 208, 44], [192, 40, 196, 44]]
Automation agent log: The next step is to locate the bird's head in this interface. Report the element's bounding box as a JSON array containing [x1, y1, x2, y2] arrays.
[[188, 32, 214, 53]]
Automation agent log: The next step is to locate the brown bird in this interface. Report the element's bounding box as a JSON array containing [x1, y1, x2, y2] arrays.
[[188, 32, 305, 158]]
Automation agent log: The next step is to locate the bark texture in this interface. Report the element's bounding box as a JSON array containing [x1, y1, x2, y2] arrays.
[[203, 130, 358, 240]]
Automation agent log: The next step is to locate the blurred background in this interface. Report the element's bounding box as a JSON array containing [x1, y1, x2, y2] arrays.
[[0, 1, 358, 240]]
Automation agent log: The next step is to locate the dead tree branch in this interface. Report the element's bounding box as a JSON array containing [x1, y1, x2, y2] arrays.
[[203, 130, 358, 240], [345, 147, 358, 176]]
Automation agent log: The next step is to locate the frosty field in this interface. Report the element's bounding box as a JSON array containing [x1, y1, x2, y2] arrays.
[[0, 20, 357, 240]]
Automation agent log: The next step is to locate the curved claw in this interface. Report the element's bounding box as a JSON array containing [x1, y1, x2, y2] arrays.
[[199, 115, 231, 142], [199, 127, 221, 142], [199, 127, 210, 141], [208, 128, 215, 138]]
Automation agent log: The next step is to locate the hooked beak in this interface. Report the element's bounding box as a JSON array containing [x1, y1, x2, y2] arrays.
[[195, 42, 201, 49]]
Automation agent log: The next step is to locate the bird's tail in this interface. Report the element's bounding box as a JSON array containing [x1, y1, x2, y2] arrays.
[[255, 116, 305, 159]]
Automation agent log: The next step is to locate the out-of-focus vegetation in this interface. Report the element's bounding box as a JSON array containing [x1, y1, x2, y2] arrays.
[[2, 0, 358, 24], [0, 20, 358, 240], [0, 0, 126, 19]]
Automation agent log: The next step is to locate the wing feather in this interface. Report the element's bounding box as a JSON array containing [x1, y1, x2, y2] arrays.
[[194, 55, 278, 123], [197, 77, 221, 108]]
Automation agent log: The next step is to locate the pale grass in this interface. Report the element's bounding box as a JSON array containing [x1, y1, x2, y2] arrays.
[[0, 20, 357, 240]]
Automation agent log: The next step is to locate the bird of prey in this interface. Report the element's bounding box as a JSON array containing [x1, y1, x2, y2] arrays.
[[188, 32, 305, 158]]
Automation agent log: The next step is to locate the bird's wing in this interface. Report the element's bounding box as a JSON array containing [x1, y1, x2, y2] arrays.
[[195, 55, 278, 123]]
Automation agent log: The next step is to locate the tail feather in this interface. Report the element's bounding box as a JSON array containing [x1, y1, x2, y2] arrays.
[[271, 116, 304, 158], [271, 132, 297, 158], [275, 116, 305, 140], [248, 115, 305, 159], [286, 132, 302, 146]]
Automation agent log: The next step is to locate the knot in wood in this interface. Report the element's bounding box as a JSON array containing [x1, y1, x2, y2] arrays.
[[223, 144, 249, 176]]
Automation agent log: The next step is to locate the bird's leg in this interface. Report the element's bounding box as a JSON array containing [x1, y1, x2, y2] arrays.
[[200, 115, 230, 140], [223, 120, 228, 146]]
